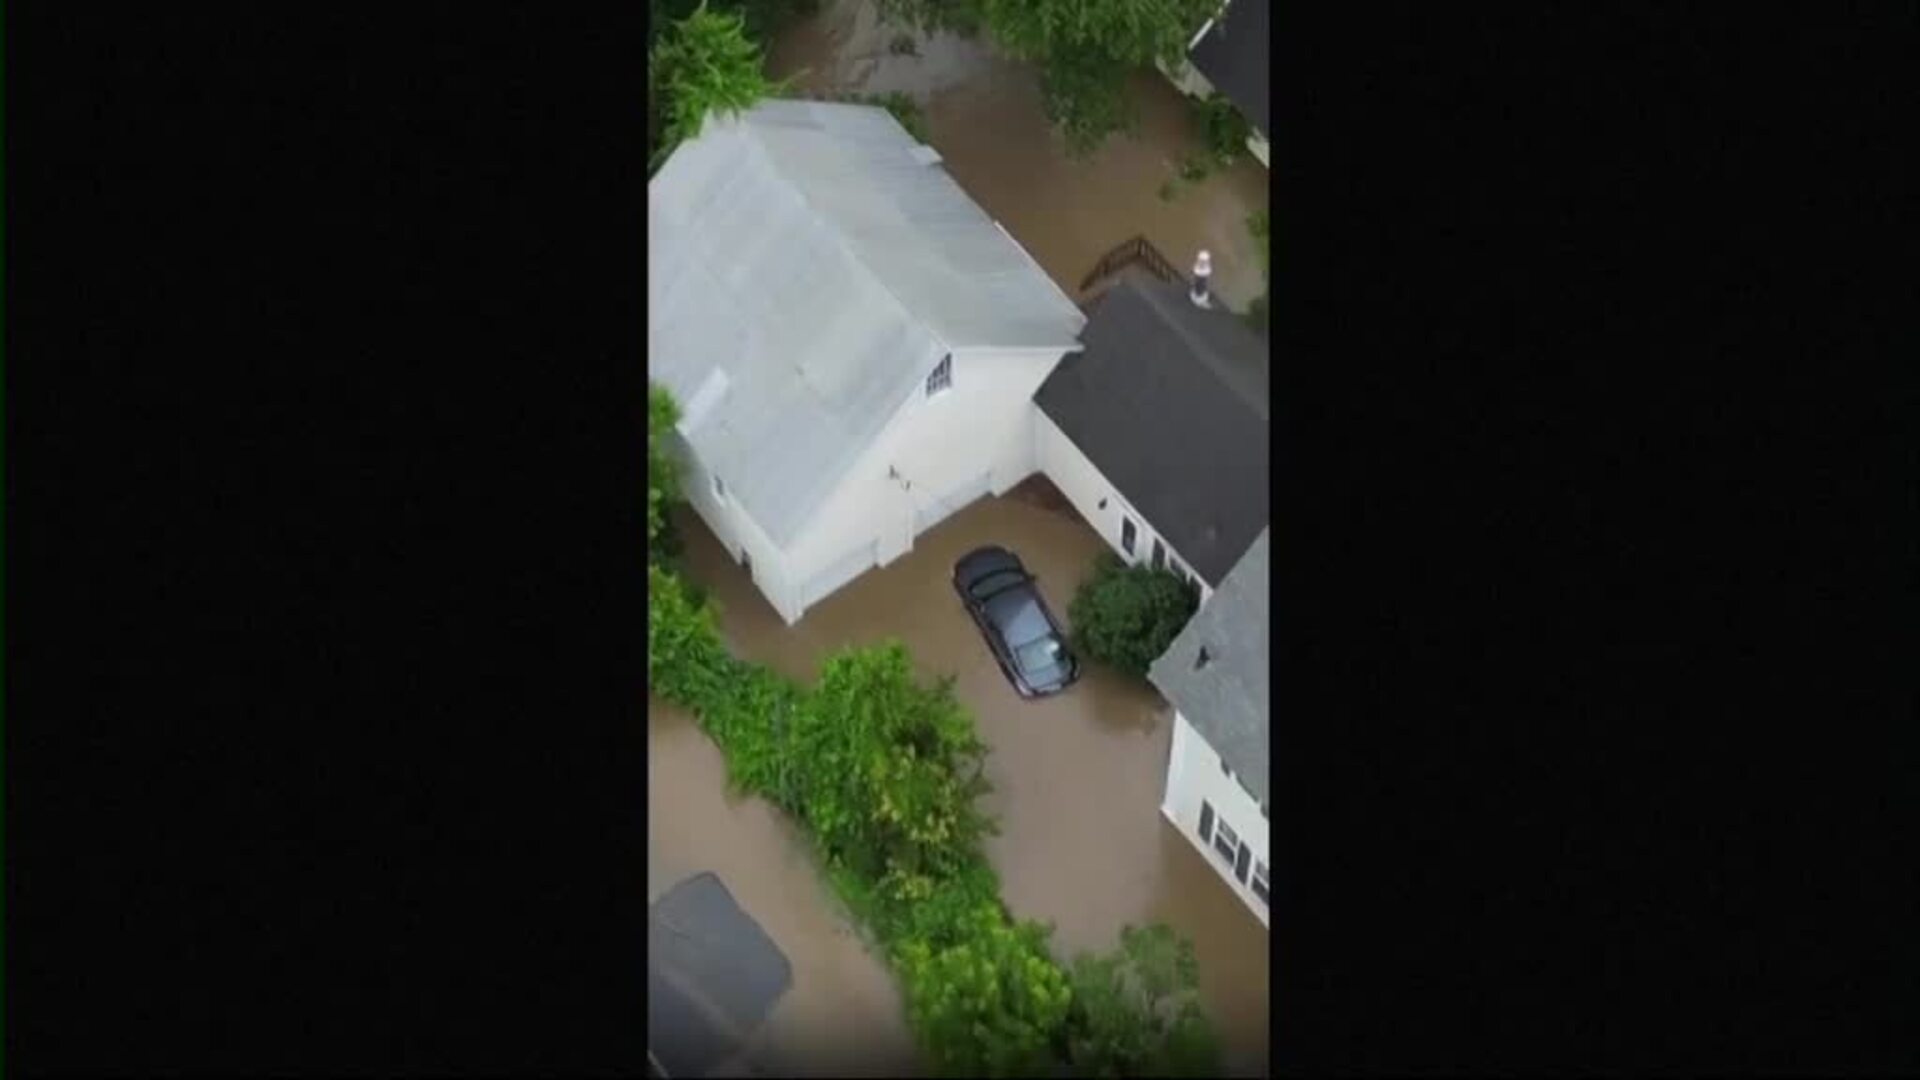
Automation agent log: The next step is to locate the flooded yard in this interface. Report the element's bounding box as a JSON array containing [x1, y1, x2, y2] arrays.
[[650, 702, 922, 1076], [658, 480, 1271, 1075], [766, 0, 1270, 312]]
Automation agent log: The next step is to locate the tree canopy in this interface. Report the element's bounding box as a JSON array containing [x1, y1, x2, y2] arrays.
[[879, 0, 1219, 153], [649, 2, 785, 169]]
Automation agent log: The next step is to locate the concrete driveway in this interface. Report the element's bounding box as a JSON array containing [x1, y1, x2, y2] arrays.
[[668, 475, 1270, 1076]]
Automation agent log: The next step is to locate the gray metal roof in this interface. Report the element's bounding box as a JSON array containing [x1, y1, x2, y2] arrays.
[[649, 100, 1086, 546], [649, 872, 792, 1078], [1149, 528, 1270, 803], [1033, 274, 1268, 585]]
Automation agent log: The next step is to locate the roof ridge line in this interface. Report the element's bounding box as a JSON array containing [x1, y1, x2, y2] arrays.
[[741, 108, 955, 360]]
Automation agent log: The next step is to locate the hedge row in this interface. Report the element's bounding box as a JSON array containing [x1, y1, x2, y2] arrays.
[[648, 563, 1220, 1076]]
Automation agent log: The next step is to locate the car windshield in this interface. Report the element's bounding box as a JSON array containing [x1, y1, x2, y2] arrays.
[[1012, 635, 1068, 680]]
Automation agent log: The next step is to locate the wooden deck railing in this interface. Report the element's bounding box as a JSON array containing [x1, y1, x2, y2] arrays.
[[1078, 235, 1185, 294]]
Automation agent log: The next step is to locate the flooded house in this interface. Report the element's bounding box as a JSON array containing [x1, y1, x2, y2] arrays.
[[1159, 0, 1272, 167], [1150, 529, 1272, 928], [649, 98, 1086, 625], [1032, 266, 1270, 608]]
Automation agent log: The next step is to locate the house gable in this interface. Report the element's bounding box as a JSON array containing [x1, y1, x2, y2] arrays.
[[649, 100, 1084, 554], [1149, 528, 1271, 803]]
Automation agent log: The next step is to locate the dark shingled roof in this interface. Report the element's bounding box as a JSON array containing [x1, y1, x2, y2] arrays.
[[1190, 0, 1269, 136], [1149, 529, 1270, 803], [1033, 274, 1268, 585]]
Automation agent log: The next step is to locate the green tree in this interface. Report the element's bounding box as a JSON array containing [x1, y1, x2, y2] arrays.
[[790, 642, 995, 902], [648, 383, 682, 556], [877, 0, 1217, 154], [896, 903, 1073, 1077], [650, 2, 785, 168], [1065, 923, 1221, 1076], [1068, 553, 1198, 678]]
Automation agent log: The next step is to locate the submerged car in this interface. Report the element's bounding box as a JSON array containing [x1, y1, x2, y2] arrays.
[[952, 546, 1080, 698]]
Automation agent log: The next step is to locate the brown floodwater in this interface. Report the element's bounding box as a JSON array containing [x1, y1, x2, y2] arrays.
[[656, 480, 1271, 1075], [650, 702, 923, 1076], [765, 0, 1271, 312]]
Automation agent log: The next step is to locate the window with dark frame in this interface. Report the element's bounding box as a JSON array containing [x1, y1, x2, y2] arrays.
[[1251, 860, 1270, 905], [1198, 801, 1215, 844], [1152, 538, 1166, 569], [926, 355, 952, 397], [1213, 817, 1239, 864], [1120, 516, 1137, 555], [1234, 841, 1251, 883]]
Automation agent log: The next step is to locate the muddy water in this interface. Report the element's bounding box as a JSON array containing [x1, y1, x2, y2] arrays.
[[766, 0, 1270, 312], [667, 485, 1271, 1075], [650, 701, 923, 1076]]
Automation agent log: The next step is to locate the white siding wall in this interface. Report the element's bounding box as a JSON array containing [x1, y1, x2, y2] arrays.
[[777, 347, 1072, 623], [1034, 410, 1215, 605], [1161, 711, 1270, 927], [674, 435, 798, 622]]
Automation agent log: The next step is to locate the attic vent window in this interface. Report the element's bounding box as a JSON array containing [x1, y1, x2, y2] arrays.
[[926, 355, 952, 397], [1195, 646, 1212, 670]]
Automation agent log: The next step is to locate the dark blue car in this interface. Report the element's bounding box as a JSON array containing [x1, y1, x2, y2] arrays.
[[952, 546, 1080, 698]]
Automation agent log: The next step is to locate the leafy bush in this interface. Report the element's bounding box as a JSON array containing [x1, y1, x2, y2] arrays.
[[647, 564, 734, 708], [897, 904, 1073, 1077], [651, 2, 784, 168], [792, 643, 995, 899], [1065, 924, 1222, 1076], [1194, 93, 1252, 167], [648, 384, 682, 557], [1068, 553, 1199, 678]]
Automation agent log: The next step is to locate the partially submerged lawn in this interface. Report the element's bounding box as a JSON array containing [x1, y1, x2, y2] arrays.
[[649, 557, 1222, 1076]]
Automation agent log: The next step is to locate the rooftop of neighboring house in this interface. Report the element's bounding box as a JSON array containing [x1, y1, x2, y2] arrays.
[[1149, 527, 1270, 803], [1190, 0, 1269, 137], [649, 99, 1086, 547], [649, 872, 792, 1078], [1033, 272, 1269, 586]]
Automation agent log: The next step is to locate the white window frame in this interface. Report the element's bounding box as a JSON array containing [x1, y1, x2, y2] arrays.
[[925, 355, 953, 397]]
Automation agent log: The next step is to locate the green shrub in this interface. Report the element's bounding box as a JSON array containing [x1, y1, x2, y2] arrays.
[[1193, 93, 1252, 167], [897, 904, 1073, 1077], [647, 564, 736, 708], [1065, 924, 1222, 1076], [648, 384, 682, 557], [651, 2, 784, 168], [1068, 553, 1199, 678], [790, 643, 995, 899]]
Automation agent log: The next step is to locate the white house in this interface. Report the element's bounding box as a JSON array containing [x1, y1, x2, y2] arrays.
[[1158, 0, 1271, 168], [1032, 272, 1270, 607], [1149, 528, 1271, 927], [648, 100, 1086, 625]]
